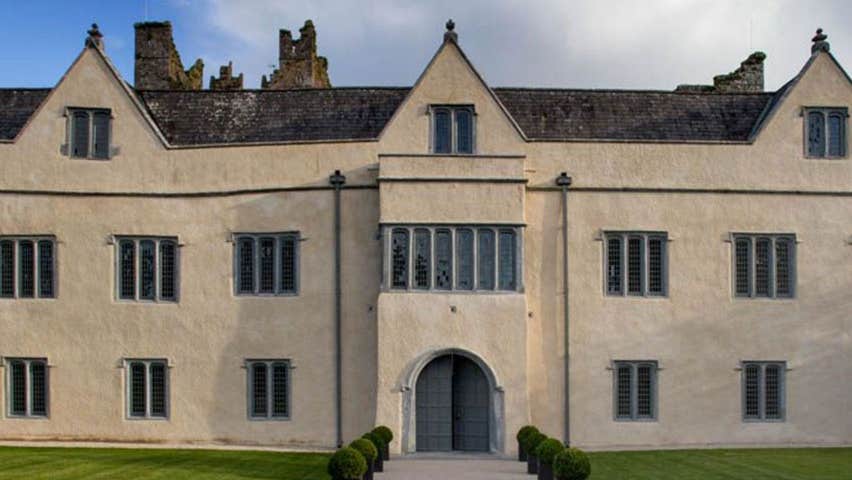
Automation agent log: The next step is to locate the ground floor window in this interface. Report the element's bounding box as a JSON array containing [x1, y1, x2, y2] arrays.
[[247, 359, 291, 420], [6, 358, 48, 418], [613, 360, 657, 421], [742, 361, 786, 421], [126, 359, 169, 419]]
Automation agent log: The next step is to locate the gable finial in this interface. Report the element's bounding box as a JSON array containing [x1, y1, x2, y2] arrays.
[[444, 19, 458, 43], [86, 23, 104, 49], [811, 28, 829, 54]]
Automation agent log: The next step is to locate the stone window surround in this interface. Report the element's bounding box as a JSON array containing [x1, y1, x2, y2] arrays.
[[611, 360, 658, 422], [113, 236, 180, 303], [3, 357, 49, 419], [231, 232, 300, 297], [123, 358, 169, 421], [602, 231, 668, 298], [0, 235, 57, 300], [730, 233, 796, 299], [244, 359, 293, 421], [64, 106, 113, 160], [740, 361, 787, 422], [428, 104, 476, 155], [803, 106, 848, 159]]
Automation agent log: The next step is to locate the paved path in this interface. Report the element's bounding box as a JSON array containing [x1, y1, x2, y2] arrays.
[[382, 455, 529, 480]]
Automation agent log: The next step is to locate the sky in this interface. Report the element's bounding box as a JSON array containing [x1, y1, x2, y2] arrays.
[[0, 0, 849, 91]]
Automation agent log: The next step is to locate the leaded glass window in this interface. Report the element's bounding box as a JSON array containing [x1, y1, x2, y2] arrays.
[[431, 106, 475, 154], [498, 230, 517, 291], [17, 240, 34, 298], [413, 229, 431, 290], [6, 358, 48, 418], [391, 229, 409, 289], [742, 361, 786, 421], [604, 232, 667, 297], [126, 359, 168, 419], [116, 237, 179, 302], [248, 359, 291, 420], [434, 229, 452, 290], [456, 229, 474, 290], [234, 233, 300, 296], [613, 361, 657, 421], [805, 108, 847, 158], [456, 109, 473, 154], [606, 237, 622, 295], [478, 229, 495, 291], [0, 237, 56, 299], [68, 108, 111, 159], [433, 109, 452, 154], [732, 234, 795, 299]]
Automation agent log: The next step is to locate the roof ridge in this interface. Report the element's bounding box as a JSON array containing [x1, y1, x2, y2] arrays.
[[493, 86, 775, 96], [137, 86, 411, 94]]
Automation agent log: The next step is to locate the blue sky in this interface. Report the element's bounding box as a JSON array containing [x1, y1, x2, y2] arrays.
[[0, 0, 849, 90]]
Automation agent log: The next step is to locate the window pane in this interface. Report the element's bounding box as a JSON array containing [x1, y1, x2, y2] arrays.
[[119, 240, 136, 299], [159, 241, 177, 301], [391, 229, 409, 289], [252, 363, 268, 417], [627, 237, 642, 294], [754, 238, 771, 297], [130, 363, 146, 417], [10, 361, 27, 415], [280, 236, 297, 293], [72, 111, 89, 158], [744, 364, 760, 419], [807, 111, 825, 157], [735, 238, 751, 297], [38, 241, 54, 298], [456, 229, 474, 290], [18, 240, 34, 298], [150, 363, 167, 417], [258, 237, 275, 294], [0, 240, 14, 298], [498, 230, 517, 291], [237, 238, 255, 294], [272, 363, 289, 418], [456, 109, 473, 154], [636, 365, 653, 418], [606, 237, 623, 295], [477, 229, 495, 290], [616, 365, 632, 418], [775, 239, 792, 297], [413, 229, 431, 289], [30, 361, 47, 416], [764, 365, 781, 419], [92, 112, 110, 159], [435, 229, 452, 290], [139, 240, 156, 300], [827, 114, 844, 157], [433, 110, 452, 154], [648, 238, 664, 295]]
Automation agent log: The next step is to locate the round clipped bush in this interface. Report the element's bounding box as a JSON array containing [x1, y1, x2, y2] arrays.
[[522, 431, 547, 456], [535, 438, 565, 466], [327, 447, 368, 480], [516, 425, 539, 443], [372, 425, 394, 444], [361, 432, 386, 453], [349, 438, 378, 465], [553, 447, 591, 480]]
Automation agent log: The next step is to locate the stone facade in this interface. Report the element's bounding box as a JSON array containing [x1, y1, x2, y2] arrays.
[[134, 21, 203, 90], [262, 20, 331, 89], [210, 62, 244, 91]]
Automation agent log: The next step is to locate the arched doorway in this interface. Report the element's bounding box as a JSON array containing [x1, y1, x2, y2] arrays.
[[415, 354, 490, 452]]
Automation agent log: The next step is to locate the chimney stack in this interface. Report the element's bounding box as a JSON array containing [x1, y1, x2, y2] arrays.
[[134, 21, 203, 90]]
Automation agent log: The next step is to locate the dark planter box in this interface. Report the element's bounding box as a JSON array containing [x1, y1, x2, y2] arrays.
[[527, 454, 538, 474], [374, 453, 384, 472], [518, 441, 527, 462], [363, 460, 374, 480], [537, 462, 553, 480], [382, 443, 390, 461]]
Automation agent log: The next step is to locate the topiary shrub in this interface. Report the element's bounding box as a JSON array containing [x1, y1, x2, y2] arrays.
[[327, 447, 368, 480], [371, 426, 393, 460], [516, 425, 539, 461], [349, 438, 378, 465], [523, 431, 547, 474], [535, 438, 564, 466], [361, 432, 386, 472], [553, 447, 591, 480]]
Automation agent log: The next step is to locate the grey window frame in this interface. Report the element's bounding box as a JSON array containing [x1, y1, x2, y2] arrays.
[[741, 361, 786, 422], [0, 236, 57, 300], [245, 359, 292, 421], [124, 358, 169, 420], [382, 225, 523, 293], [114, 236, 179, 303], [603, 232, 668, 297], [429, 105, 476, 154], [731, 233, 796, 299], [66, 107, 112, 160], [612, 360, 658, 422], [4, 357, 49, 419], [803, 107, 848, 158], [233, 233, 300, 296]]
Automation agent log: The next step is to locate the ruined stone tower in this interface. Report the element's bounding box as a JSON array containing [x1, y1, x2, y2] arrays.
[[134, 21, 203, 90], [262, 20, 331, 89], [210, 62, 244, 91]]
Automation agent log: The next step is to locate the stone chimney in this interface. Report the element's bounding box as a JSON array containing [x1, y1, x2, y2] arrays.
[[134, 21, 203, 90], [262, 20, 330, 89], [713, 52, 766, 93], [210, 62, 244, 90]]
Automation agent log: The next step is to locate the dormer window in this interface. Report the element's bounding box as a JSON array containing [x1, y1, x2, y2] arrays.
[[431, 105, 474, 154], [68, 108, 111, 159], [805, 107, 847, 158]]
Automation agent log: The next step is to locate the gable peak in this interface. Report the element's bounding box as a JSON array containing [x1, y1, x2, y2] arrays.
[[85, 23, 104, 50], [811, 28, 830, 55], [444, 19, 458, 44]]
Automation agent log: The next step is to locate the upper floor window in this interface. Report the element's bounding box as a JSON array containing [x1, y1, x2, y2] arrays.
[[234, 233, 299, 296], [125, 359, 169, 420], [0, 236, 55, 299], [116, 236, 178, 302], [68, 108, 111, 159], [5, 358, 48, 418], [805, 107, 847, 158], [613, 360, 657, 422], [742, 361, 785, 422], [604, 232, 667, 297], [247, 359, 291, 420], [431, 106, 475, 154], [386, 225, 521, 292], [732, 234, 795, 299]]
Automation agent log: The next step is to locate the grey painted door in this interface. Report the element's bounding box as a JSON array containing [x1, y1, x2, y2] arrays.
[[415, 355, 453, 451], [452, 356, 490, 451]]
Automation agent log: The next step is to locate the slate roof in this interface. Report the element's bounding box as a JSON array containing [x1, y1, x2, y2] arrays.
[[493, 88, 775, 142], [0, 89, 51, 140], [0, 85, 781, 145], [138, 88, 410, 145]]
